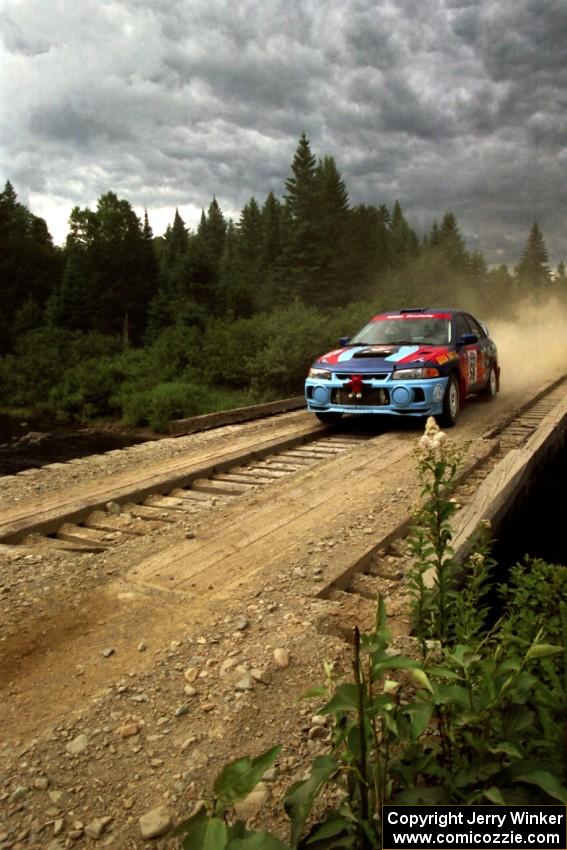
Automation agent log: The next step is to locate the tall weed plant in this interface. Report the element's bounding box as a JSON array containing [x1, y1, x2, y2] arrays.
[[170, 419, 567, 848]]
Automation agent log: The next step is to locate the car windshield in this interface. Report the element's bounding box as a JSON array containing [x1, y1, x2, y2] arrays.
[[350, 317, 451, 346]]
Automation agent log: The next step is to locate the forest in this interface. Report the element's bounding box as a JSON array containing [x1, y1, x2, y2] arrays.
[[0, 134, 564, 431]]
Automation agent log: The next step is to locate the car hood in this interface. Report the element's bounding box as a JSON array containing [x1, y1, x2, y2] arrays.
[[315, 344, 450, 372]]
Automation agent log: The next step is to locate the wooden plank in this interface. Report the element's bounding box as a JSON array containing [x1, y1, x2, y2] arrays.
[[0, 423, 324, 543], [423, 391, 567, 587], [130, 434, 413, 592], [169, 396, 306, 435]]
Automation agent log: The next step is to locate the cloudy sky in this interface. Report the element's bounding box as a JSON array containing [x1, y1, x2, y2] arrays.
[[1, 0, 566, 265]]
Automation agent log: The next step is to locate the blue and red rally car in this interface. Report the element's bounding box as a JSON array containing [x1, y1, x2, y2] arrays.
[[305, 307, 500, 427]]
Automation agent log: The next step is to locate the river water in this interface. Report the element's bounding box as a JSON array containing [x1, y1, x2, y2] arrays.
[[0, 413, 149, 477]]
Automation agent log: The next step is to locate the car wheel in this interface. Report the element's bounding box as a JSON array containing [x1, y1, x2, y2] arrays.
[[480, 365, 498, 401], [436, 375, 459, 428], [315, 412, 343, 425]]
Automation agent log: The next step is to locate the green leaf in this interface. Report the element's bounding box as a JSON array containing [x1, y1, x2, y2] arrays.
[[320, 684, 359, 715], [214, 747, 281, 808], [180, 816, 228, 850], [228, 832, 291, 850], [300, 687, 328, 700], [432, 683, 470, 708], [427, 666, 462, 680], [284, 756, 338, 849], [516, 771, 567, 803], [403, 702, 434, 738], [410, 668, 433, 693], [372, 655, 423, 680], [484, 787, 508, 805], [526, 643, 563, 659], [304, 815, 352, 845], [487, 743, 522, 759]]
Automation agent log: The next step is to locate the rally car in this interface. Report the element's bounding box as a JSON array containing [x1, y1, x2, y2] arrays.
[[305, 307, 499, 427]]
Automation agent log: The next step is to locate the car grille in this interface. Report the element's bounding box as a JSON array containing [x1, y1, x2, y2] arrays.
[[331, 388, 390, 406], [335, 372, 389, 380]]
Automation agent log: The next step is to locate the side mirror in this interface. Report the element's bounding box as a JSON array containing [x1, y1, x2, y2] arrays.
[[458, 333, 478, 346], [339, 336, 351, 346]]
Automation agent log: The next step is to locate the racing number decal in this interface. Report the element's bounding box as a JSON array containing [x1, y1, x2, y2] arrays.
[[467, 350, 478, 385]]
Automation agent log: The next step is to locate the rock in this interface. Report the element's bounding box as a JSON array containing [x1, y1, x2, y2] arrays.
[[273, 648, 290, 668], [118, 722, 140, 738], [183, 685, 197, 697], [175, 704, 189, 717], [53, 818, 64, 835], [262, 767, 278, 782], [106, 501, 121, 515], [311, 715, 327, 727], [137, 642, 146, 652], [33, 776, 49, 790], [84, 816, 112, 839], [66, 733, 88, 754], [9, 785, 27, 802], [184, 668, 198, 683], [46, 841, 65, 850], [219, 657, 239, 676], [49, 789, 68, 809], [185, 531, 195, 539], [251, 668, 272, 685], [308, 725, 328, 740], [234, 783, 268, 819], [236, 616, 249, 631], [139, 806, 172, 839], [102, 647, 115, 658], [235, 675, 254, 691]]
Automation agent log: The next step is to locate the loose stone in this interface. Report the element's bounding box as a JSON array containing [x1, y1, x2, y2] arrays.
[[139, 806, 172, 839], [273, 648, 290, 668], [234, 783, 268, 819], [66, 733, 88, 754]]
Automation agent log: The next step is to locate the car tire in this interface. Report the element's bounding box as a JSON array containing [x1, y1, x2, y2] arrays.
[[480, 365, 498, 401], [436, 375, 459, 428], [315, 412, 343, 425]]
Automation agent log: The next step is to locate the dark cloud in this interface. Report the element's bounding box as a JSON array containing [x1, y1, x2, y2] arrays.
[[1, 0, 566, 265]]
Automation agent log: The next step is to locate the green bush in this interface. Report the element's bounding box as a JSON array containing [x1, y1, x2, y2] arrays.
[[121, 381, 252, 432]]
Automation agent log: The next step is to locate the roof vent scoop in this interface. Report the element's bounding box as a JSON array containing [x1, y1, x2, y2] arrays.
[[400, 307, 428, 314]]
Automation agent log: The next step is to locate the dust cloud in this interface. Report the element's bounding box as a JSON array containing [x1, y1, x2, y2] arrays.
[[480, 297, 567, 397]]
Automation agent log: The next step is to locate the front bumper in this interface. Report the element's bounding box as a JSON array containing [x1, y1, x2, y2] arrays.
[[304, 375, 449, 418]]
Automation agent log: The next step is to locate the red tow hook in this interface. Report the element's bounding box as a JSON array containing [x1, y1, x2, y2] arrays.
[[346, 374, 364, 398]]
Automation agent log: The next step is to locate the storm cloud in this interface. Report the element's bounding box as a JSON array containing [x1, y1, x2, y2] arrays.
[[1, 0, 566, 264]]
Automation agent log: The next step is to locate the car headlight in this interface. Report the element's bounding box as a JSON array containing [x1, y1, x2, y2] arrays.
[[308, 367, 332, 380], [392, 367, 440, 380]]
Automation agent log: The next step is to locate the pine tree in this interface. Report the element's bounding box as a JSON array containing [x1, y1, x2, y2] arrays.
[[515, 222, 552, 293], [0, 181, 61, 352], [437, 212, 469, 273], [389, 201, 419, 269], [311, 155, 350, 306], [60, 192, 157, 340], [281, 134, 320, 302], [556, 261, 566, 286]]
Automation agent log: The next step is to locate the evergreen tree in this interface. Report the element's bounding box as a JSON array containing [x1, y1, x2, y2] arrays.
[[0, 181, 61, 352], [437, 212, 469, 273], [347, 203, 391, 297], [515, 222, 552, 294], [555, 261, 567, 286], [389, 201, 419, 269], [59, 192, 157, 340], [312, 155, 351, 306], [281, 133, 320, 302]]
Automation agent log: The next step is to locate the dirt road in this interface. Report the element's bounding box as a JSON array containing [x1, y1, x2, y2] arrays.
[[0, 376, 562, 849]]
